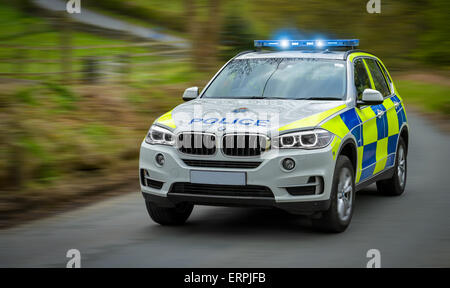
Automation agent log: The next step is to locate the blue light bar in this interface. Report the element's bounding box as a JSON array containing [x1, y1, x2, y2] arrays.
[[254, 39, 359, 49]]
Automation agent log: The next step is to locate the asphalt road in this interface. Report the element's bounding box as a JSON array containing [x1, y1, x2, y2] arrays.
[[0, 112, 449, 268]]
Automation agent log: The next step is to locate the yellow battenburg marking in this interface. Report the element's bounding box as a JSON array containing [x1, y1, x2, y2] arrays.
[[374, 157, 387, 175], [362, 59, 375, 88], [278, 105, 347, 131], [356, 107, 377, 145], [383, 98, 395, 110], [321, 116, 349, 139], [348, 52, 375, 62], [331, 137, 341, 160], [356, 106, 376, 121], [155, 110, 176, 128], [356, 146, 364, 183], [373, 138, 388, 174], [385, 99, 399, 137], [362, 120, 378, 145]]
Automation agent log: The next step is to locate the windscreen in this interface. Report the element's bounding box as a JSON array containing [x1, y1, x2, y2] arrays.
[[202, 58, 347, 100]]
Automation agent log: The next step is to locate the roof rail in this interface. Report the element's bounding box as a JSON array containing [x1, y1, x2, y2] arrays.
[[233, 50, 257, 59], [344, 49, 372, 59]]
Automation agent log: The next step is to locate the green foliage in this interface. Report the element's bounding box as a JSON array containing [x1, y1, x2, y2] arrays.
[[79, 0, 449, 68], [18, 135, 59, 183], [396, 80, 450, 115], [44, 83, 79, 111], [220, 12, 257, 60], [83, 0, 185, 32], [414, 0, 450, 66], [15, 88, 36, 105], [81, 123, 111, 144]]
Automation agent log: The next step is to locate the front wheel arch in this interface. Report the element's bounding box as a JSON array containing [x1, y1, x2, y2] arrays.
[[400, 126, 409, 154], [336, 138, 358, 178]]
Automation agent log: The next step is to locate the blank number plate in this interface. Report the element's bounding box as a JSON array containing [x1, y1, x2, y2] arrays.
[[190, 170, 246, 186]]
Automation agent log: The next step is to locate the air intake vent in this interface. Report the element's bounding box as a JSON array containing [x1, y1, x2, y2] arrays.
[[169, 183, 274, 198], [285, 176, 324, 196], [222, 134, 269, 157], [182, 159, 262, 169], [177, 132, 216, 155], [285, 186, 316, 196], [140, 169, 164, 190]]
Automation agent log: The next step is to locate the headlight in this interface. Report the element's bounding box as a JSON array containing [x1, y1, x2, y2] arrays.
[[145, 125, 175, 146], [273, 129, 334, 149]]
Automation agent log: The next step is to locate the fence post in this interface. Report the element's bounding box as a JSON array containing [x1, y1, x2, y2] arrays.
[[118, 53, 131, 84], [59, 15, 73, 84], [83, 56, 100, 84]]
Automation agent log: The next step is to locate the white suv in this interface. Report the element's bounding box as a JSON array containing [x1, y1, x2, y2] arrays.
[[139, 40, 409, 232]]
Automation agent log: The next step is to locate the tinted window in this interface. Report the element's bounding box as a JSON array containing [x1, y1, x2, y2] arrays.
[[353, 58, 371, 100], [203, 58, 347, 100], [365, 58, 390, 97]]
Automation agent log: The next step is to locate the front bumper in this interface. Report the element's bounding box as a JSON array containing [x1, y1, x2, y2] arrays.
[[139, 141, 336, 214]]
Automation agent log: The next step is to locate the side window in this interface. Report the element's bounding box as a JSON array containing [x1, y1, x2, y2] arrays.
[[353, 58, 371, 100], [376, 60, 392, 93], [365, 58, 390, 97]]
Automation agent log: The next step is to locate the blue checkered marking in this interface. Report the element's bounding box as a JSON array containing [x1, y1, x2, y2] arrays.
[[392, 95, 402, 112], [371, 104, 388, 140], [362, 142, 377, 169], [385, 154, 396, 167], [397, 107, 406, 130], [352, 126, 363, 147], [340, 108, 363, 147], [360, 165, 376, 181], [387, 134, 398, 154]]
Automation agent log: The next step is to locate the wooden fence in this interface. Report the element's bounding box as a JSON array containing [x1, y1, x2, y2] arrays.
[[0, 36, 190, 85]]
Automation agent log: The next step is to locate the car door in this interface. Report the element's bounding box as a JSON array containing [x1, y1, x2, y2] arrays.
[[353, 58, 380, 183], [376, 60, 405, 169], [363, 58, 395, 176]]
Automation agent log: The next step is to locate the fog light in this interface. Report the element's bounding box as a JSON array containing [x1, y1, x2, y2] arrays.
[[155, 153, 165, 166], [282, 158, 295, 170]]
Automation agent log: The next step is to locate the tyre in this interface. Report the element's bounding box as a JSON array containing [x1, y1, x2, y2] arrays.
[[145, 201, 193, 225], [376, 137, 407, 196], [312, 155, 355, 233]]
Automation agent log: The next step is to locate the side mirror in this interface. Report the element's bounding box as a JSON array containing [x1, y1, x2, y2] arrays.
[[358, 88, 384, 106], [182, 87, 199, 101]]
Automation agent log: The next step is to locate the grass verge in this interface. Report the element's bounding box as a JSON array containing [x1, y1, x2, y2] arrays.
[[395, 80, 450, 116]]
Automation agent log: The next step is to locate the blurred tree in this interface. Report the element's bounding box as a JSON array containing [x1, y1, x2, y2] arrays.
[[184, 0, 201, 70], [58, 15, 73, 84], [184, 0, 223, 72], [219, 11, 256, 60], [414, 0, 450, 66]]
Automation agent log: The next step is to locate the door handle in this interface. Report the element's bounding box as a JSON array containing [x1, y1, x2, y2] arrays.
[[376, 109, 385, 118], [394, 102, 400, 108]]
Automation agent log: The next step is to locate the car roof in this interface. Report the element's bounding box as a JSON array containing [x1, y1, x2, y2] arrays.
[[235, 50, 370, 61]]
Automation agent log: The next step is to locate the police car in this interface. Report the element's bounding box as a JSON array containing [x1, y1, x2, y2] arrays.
[[140, 39, 408, 232]]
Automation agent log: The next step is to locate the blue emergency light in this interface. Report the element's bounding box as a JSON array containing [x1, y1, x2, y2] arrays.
[[254, 39, 359, 49]]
